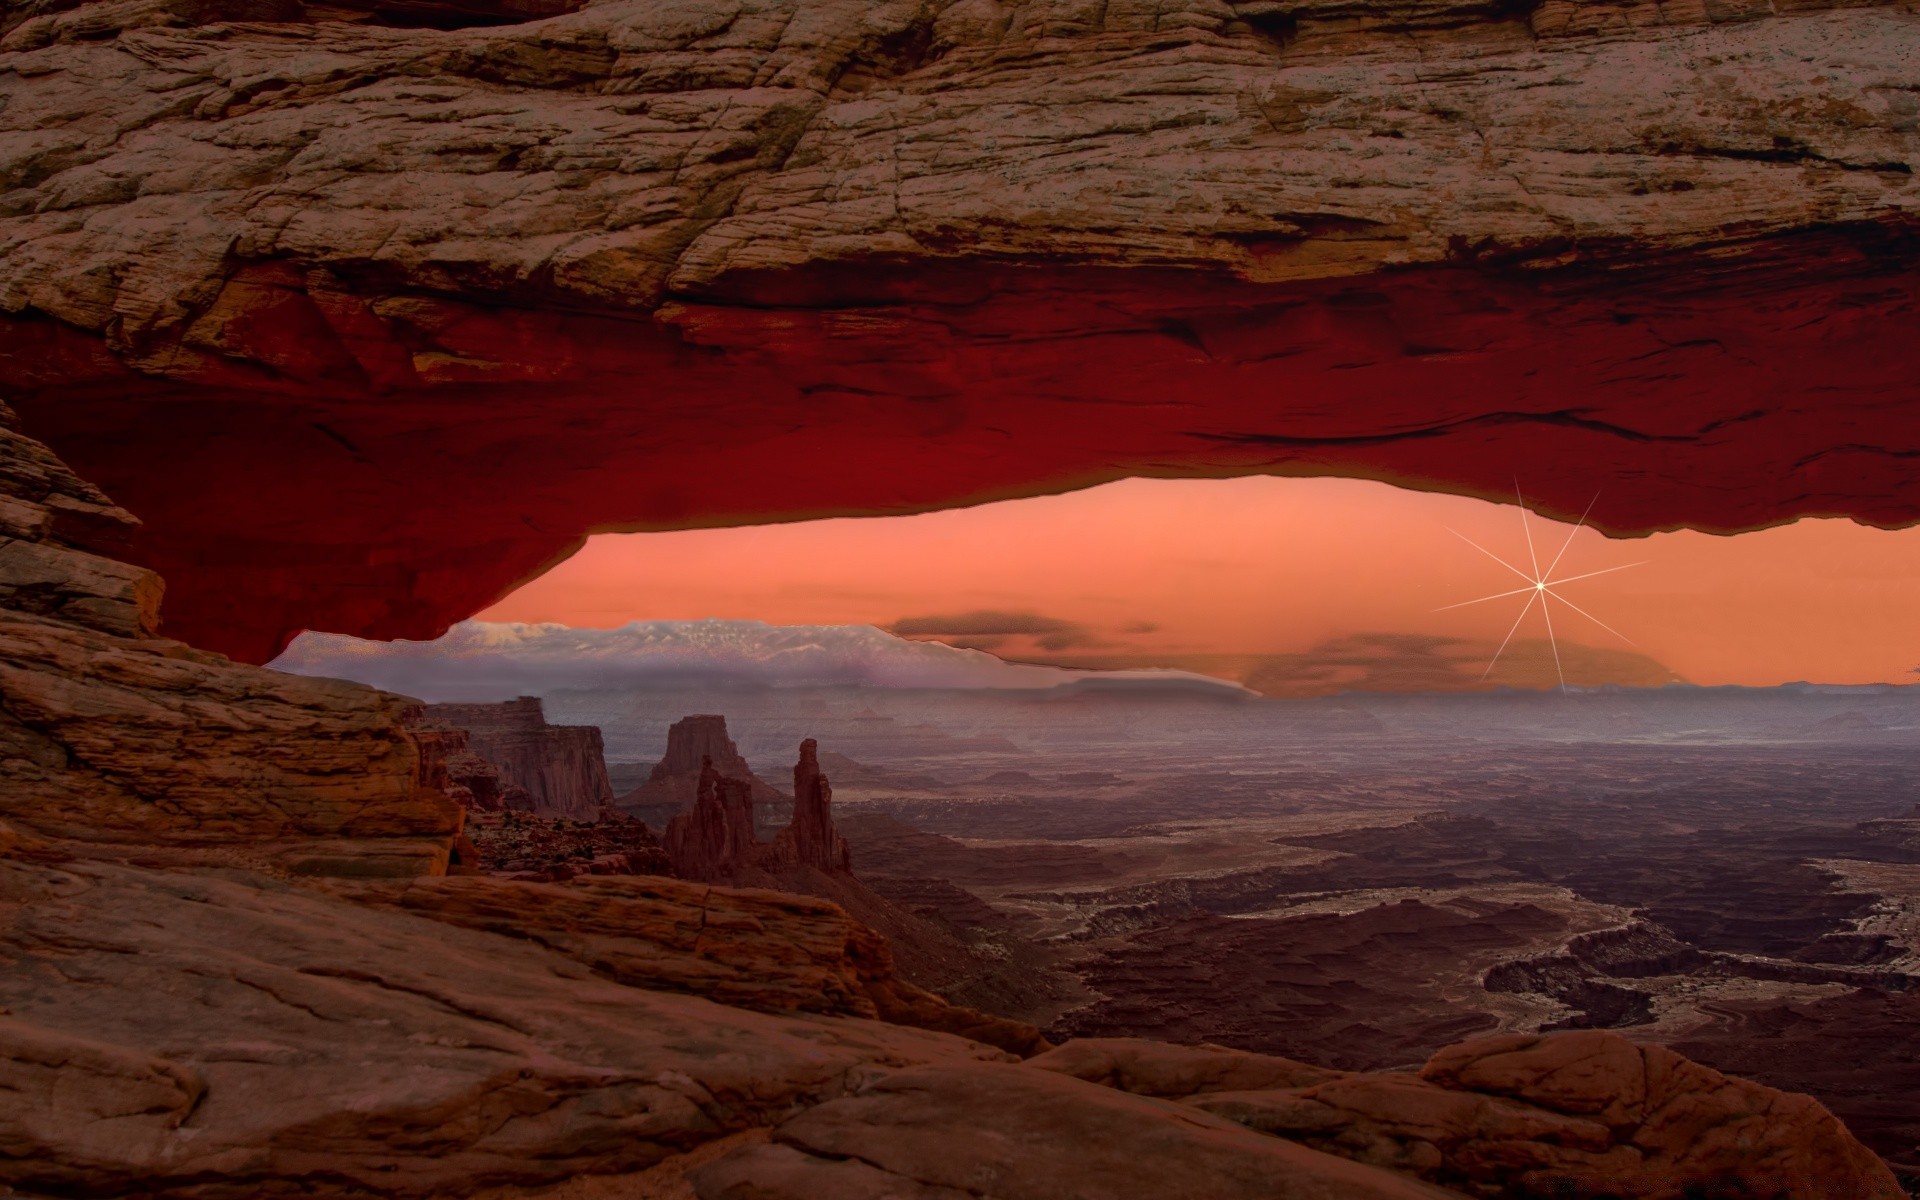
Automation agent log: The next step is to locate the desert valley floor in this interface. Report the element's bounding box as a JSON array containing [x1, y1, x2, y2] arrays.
[[549, 684, 1920, 1182]]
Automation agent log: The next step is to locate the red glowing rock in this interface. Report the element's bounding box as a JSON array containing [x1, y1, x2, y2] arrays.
[[1, 0, 1915, 661]]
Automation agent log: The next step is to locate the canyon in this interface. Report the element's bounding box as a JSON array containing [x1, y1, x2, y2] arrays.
[[3, 0, 1916, 1194], [15, 391, 1898, 1193]]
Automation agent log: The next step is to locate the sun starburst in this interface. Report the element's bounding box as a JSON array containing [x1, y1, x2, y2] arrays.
[[1436, 488, 1644, 693]]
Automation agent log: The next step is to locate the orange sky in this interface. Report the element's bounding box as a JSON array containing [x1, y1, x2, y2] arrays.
[[478, 477, 1920, 693]]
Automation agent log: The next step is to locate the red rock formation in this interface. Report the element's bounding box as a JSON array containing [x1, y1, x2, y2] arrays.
[[0, 401, 461, 876], [410, 725, 534, 813], [658, 737, 853, 880], [662, 758, 760, 883], [463, 806, 673, 881], [421, 697, 613, 820], [766, 739, 853, 874], [2, 1, 1916, 659], [623, 714, 785, 822]]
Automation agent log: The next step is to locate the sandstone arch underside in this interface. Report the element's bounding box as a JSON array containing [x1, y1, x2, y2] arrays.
[[2, 0, 1916, 661]]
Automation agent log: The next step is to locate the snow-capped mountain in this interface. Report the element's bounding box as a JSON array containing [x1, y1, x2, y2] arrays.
[[270, 619, 1250, 702]]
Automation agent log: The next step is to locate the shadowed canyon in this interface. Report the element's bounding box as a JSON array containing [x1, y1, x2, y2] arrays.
[[3, 0, 1919, 1195]]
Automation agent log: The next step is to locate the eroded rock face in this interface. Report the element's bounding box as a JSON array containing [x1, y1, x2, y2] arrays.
[[413, 725, 535, 813], [337, 868, 1049, 1055], [0, 402, 460, 876], [422, 697, 615, 819], [1, 0, 1915, 658]]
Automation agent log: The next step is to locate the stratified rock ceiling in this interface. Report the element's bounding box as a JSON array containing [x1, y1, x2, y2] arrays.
[[2, 0, 1916, 660]]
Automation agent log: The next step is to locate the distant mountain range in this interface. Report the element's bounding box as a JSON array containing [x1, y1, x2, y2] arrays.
[[271, 620, 1258, 703]]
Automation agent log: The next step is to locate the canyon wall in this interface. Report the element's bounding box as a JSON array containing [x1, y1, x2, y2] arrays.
[[422, 696, 615, 820], [0, 0, 1914, 658]]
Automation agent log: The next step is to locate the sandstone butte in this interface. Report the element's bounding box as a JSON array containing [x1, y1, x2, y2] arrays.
[[1, 361, 1905, 1195], [0, 0, 1914, 660], [626, 712, 788, 820]]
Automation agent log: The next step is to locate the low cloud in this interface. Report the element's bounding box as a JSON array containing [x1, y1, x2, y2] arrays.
[[890, 609, 1100, 652], [1000, 633, 1685, 696], [1241, 632, 1684, 697]]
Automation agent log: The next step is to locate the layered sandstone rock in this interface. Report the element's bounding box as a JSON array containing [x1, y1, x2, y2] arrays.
[[1030, 1032, 1906, 1199], [0, 402, 460, 876], [0, 0, 1914, 658], [340, 869, 1049, 1054], [412, 725, 535, 813], [421, 697, 614, 819]]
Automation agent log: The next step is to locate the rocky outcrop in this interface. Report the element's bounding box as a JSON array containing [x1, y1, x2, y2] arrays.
[[340, 869, 1048, 1054], [765, 737, 853, 874], [662, 757, 762, 882], [422, 697, 614, 820], [1029, 1032, 1905, 1199], [0, 402, 461, 877], [659, 734, 853, 881], [623, 713, 785, 824], [412, 725, 534, 813], [462, 805, 673, 880], [1, 0, 1915, 659]]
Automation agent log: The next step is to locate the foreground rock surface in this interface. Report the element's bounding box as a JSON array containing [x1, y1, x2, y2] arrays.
[[339, 869, 1050, 1055], [690, 1060, 1466, 1200], [0, 851, 1013, 1199], [1, 0, 1915, 658], [1030, 1033, 1906, 1199]]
